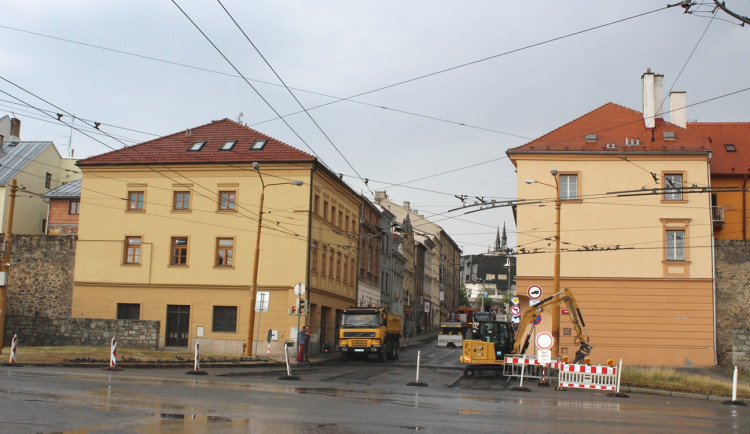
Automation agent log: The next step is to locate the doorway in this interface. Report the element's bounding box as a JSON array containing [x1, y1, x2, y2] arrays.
[[166, 305, 190, 347]]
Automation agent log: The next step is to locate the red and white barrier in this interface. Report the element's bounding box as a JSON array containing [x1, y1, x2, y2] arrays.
[[9, 334, 18, 364], [110, 337, 117, 368], [557, 361, 619, 391]]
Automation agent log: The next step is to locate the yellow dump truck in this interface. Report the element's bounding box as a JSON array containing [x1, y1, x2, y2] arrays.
[[339, 307, 402, 361]]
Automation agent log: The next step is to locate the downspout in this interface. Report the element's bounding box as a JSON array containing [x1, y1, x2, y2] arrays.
[[305, 166, 316, 309], [743, 175, 748, 241], [708, 151, 718, 366]]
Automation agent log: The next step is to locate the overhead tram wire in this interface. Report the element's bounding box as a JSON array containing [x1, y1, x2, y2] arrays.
[[215, 0, 372, 197], [170, 0, 322, 162], [0, 82, 309, 241], [250, 5, 672, 127]]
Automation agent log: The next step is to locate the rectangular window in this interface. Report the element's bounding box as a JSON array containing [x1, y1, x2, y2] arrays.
[[128, 191, 145, 210], [559, 174, 578, 200], [323, 201, 328, 220], [219, 191, 236, 210], [331, 206, 336, 224], [69, 200, 80, 215], [213, 306, 237, 332], [117, 303, 140, 320], [666, 230, 685, 261], [339, 211, 343, 229], [174, 191, 191, 210], [343, 257, 348, 282], [320, 244, 327, 275], [216, 238, 234, 266], [336, 252, 342, 280], [171, 237, 188, 265], [124, 236, 142, 264], [664, 174, 683, 200], [329, 248, 334, 277], [45, 172, 52, 189], [314, 195, 320, 215], [311, 241, 318, 272]]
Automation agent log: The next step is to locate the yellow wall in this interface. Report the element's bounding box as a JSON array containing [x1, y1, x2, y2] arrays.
[[72, 162, 360, 355], [712, 176, 749, 240], [513, 153, 715, 366]]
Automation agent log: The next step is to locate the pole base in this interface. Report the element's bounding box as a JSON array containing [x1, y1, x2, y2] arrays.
[[279, 375, 301, 381], [186, 370, 208, 375], [1, 363, 22, 367], [102, 366, 124, 371], [606, 392, 629, 398], [406, 382, 428, 387], [510, 386, 532, 392], [722, 400, 747, 406]]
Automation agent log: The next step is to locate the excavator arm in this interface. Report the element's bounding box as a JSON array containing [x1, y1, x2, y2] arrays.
[[512, 288, 592, 364]]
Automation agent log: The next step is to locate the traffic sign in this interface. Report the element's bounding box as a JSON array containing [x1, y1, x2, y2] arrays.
[[255, 291, 269, 312], [527, 285, 542, 300], [511, 296, 520, 305], [536, 332, 554, 350], [530, 314, 542, 326], [537, 349, 552, 364], [510, 305, 521, 316], [294, 282, 305, 296]]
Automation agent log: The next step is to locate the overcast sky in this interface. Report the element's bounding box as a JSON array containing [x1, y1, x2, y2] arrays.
[[1, 1, 748, 255]]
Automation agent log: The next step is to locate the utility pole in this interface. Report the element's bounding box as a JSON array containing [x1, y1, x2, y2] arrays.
[[0, 179, 18, 354]]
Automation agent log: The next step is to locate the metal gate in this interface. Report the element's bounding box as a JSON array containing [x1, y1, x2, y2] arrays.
[[166, 305, 190, 347]]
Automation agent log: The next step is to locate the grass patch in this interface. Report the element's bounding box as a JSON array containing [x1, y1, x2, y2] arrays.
[[7, 346, 244, 364], [622, 366, 750, 398]]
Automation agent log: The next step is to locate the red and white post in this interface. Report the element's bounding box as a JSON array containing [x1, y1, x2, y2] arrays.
[[9, 334, 18, 364], [109, 337, 117, 368], [194, 342, 200, 372]]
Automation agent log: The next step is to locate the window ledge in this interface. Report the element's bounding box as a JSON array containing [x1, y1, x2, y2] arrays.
[[560, 199, 583, 204], [661, 199, 689, 204]]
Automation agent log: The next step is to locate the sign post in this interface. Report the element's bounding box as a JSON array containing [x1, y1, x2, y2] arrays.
[[254, 291, 269, 356]]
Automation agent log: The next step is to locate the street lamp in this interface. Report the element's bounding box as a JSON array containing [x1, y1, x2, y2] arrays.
[[524, 168, 561, 295], [244, 162, 304, 357]]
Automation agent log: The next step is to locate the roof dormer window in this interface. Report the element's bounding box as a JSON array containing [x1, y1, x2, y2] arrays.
[[188, 141, 206, 151], [585, 134, 597, 143], [219, 140, 237, 151], [250, 140, 267, 150], [725, 144, 737, 152], [663, 132, 676, 140]]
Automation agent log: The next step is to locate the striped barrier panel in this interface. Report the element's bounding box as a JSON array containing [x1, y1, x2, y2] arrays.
[[557, 363, 618, 391], [503, 354, 560, 380]]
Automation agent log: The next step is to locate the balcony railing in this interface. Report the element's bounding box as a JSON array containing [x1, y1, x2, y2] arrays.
[[712, 206, 725, 229]]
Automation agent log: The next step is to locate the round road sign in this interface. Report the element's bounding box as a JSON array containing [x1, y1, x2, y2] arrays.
[[530, 314, 542, 326], [536, 332, 554, 350], [294, 282, 305, 296], [510, 305, 521, 316], [527, 285, 542, 300]]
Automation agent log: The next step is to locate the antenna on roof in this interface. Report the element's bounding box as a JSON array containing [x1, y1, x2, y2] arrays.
[[67, 115, 75, 158], [237, 112, 244, 123]]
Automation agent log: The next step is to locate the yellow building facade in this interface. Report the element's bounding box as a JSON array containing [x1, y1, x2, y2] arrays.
[[72, 119, 359, 356], [509, 99, 716, 366]]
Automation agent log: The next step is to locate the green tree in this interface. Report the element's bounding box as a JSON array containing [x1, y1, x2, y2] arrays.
[[459, 284, 471, 307]]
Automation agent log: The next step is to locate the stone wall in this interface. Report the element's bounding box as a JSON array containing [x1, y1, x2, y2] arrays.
[[5, 315, 159, 348], [714, 240, 750, 367], [733, 327, 750, 368], [4, 234, 76, 318]]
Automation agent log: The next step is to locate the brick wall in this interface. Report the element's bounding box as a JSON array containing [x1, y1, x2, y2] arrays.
[[714, 240, 750, 367], [47, 199, 79, 235]]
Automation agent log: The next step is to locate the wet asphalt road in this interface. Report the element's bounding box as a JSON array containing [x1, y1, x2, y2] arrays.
[[1, 341, 748, 433]]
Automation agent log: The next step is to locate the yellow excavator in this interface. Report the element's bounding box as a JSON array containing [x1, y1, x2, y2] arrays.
[[460, 288, 592, 376]]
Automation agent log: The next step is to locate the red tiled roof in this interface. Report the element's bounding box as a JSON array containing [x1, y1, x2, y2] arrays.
[[77, 119, 316, 166], [508, 103, 710, 154], [687, 122, 750, 175]]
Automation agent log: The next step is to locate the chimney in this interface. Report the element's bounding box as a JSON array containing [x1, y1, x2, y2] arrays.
[[403, 201, 410, 210], [641, 69, 656, 129], [374, 191, 387, 204], [669, 91, 687, 128], [654, 73, 664, 120], [9, 117, 20, 140]]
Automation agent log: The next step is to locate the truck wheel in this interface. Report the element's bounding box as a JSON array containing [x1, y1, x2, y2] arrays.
[[377, 349, 386, 362]]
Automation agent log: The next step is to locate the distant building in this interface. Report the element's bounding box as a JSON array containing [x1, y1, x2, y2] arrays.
[[43, 179, 82, 235], [460, 224, 515, 313]]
